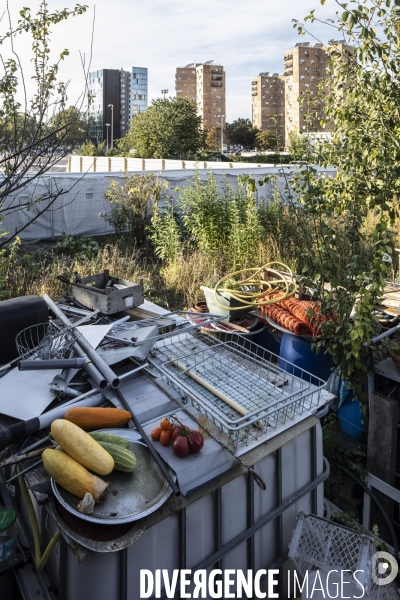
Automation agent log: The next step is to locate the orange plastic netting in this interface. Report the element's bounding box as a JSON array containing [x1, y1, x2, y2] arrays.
[[257, 303, 312, 336], [257, 294, 328, 337]]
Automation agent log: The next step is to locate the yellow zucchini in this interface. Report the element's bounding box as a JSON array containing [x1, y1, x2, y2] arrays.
[[42, 449, 109, 502], [51, 419, 114, 475]]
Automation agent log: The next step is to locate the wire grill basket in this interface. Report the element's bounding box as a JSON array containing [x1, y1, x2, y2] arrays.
[[289, 513, 399, 599], [148, 331, 327, 451], [16, 322, 77, 360]]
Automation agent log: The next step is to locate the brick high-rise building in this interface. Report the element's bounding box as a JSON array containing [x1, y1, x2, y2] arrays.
[[284, 40, 351, 145], [176, 61, 226, 131], [251, 72, 285, 144]]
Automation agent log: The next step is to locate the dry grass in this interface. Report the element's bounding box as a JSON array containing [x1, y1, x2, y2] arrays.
[[3, 244, 166, 305], [1, 236, 287, 311]]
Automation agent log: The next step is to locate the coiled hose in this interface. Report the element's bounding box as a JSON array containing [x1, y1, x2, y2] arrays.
[[213, 262, 297, 310]]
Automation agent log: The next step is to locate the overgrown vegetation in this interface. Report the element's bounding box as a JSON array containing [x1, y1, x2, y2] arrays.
[[2, 169, 398, 313]]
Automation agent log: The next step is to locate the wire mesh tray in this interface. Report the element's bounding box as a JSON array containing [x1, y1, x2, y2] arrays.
[[149, 331, 326, 451], [106, 310, 225, 347]]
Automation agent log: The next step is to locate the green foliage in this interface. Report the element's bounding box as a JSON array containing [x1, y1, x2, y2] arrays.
[[75, 139, 107, 156], [323, 413, 367, 482], [150, 171, 266, 269], [232, 153, 294, 165], [204, 126, 222, 152], [270, 0, 400, 401], [119, 97, 202, 159], [255, 130, 279, 151], [53, 233, 99, 259], [225, 118, 259, 149], [102, 173, 167, 246], [287, 132, 314, 161], [48, 106, 87, 149], [0, 1, 88, 247], [148, 202, 181, 261]]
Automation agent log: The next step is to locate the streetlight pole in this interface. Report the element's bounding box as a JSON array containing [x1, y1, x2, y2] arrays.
[[161, 89, 168, 100], [105, 123, 110, 152], [108, 104, 114, 149]]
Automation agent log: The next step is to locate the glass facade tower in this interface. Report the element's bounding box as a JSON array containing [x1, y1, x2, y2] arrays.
[[131, 67, 148, 117], [87, 66, 148, 144]]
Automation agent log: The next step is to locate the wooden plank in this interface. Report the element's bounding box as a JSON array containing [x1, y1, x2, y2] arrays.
[[367, 391, 398, 543]]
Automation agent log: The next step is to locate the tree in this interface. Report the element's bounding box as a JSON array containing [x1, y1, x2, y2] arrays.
[[225, 118, 259, 149], [48, 106, 88, 150], [120, 97, 203, 159], [255, 130, 279, 151], [283, 0, 400, 399], [75, 140, 107, 156], [204, 126, 222, 152], [286, 132, 313, 160], [0, 1, 90, 248]]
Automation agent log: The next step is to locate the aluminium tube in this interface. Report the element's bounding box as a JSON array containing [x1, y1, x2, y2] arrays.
[[43, 294, 120, 388], [0, 363, 147, 450], [73, 343, 107, 390], [18, 358, 87, 371]]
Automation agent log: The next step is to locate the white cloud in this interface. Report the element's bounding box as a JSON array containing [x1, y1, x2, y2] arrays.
[[3, 0, 338, 121]]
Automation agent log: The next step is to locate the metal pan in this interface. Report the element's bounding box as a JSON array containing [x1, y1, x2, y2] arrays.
[[51, 429, 175, 525]]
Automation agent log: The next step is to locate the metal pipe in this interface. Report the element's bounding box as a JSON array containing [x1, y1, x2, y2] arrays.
[[73, 343, 107, 389], [180, 507, 186, 569], [43, 294, 120, 388], [19, 358, 87, 371], [0, 364, 147, 450], [214, 487, 222, 570], [247, 469, 255, 571]]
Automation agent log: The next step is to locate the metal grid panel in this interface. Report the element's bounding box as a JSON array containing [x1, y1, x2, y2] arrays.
[[149, 331, 325, 451]]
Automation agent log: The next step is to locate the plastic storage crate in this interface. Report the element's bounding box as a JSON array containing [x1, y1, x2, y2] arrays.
[[289, 513, 399, 599]]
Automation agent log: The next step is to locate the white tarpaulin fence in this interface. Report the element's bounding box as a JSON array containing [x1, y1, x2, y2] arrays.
[[1, 165, 336, 242]]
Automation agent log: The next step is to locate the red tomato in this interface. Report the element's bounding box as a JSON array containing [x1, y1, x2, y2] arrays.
[[173, 435, 190, 458], [188, 430, 204, 454], [172, 425, 190, 441]]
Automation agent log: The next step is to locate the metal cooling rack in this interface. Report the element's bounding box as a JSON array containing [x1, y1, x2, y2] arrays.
[[148, 331, 326, 450], [105, 311, 225, 346]]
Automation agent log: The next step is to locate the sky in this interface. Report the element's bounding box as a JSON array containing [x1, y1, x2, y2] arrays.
[[3, 0, 339, 122]]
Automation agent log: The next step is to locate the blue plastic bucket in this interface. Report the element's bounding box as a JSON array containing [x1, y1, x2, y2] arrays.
[[278, 332, 333, 386]]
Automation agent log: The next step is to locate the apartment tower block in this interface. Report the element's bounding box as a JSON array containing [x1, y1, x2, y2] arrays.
[[176, 61, 226, 131], [251, 72, 285, 144], [284, 42, 327, 144], [283, 40, 351, 145]]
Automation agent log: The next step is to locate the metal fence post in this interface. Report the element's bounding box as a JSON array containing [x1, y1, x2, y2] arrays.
[[79, 156, 83, 173], [142, 158, 145, 170]]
